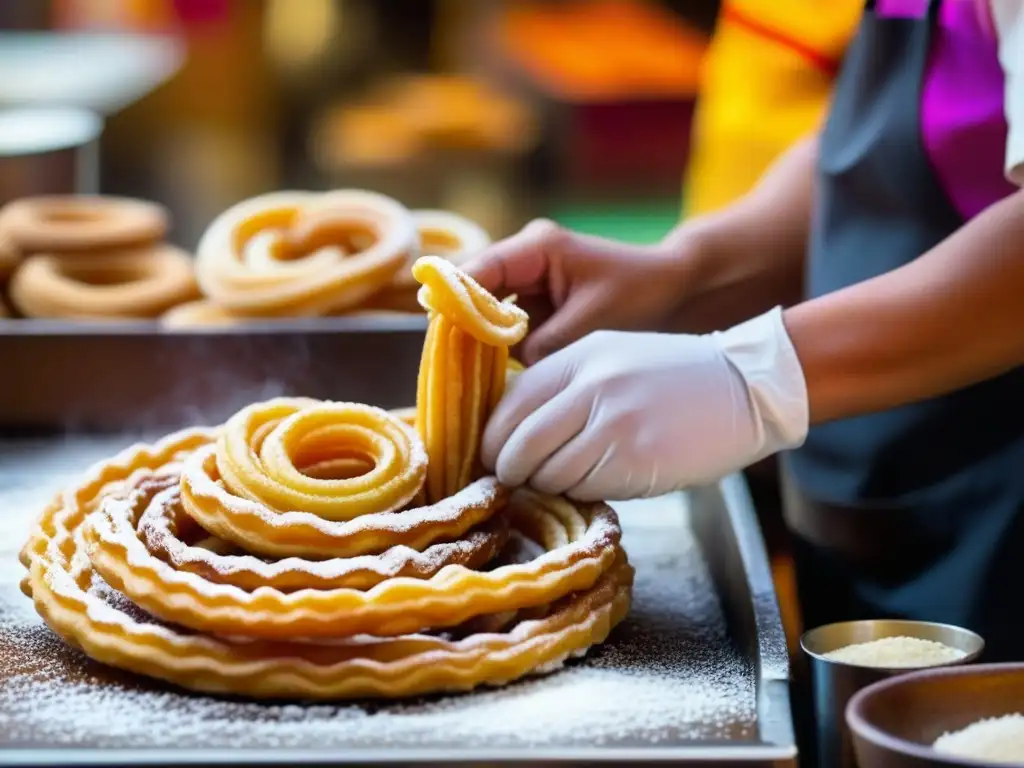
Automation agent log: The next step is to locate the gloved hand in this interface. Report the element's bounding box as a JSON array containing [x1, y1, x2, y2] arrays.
[[481, 307, 809, 501]]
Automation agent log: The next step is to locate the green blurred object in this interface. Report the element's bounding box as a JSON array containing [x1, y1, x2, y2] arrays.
[[550, 199, 682, 244]]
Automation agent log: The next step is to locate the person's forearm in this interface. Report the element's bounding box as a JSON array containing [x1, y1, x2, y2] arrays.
[[663, 135, 818, 333], [786, 189, 1024, 424]]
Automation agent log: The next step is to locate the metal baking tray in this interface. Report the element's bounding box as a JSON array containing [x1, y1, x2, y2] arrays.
[[0, 435, 796, 766], [0, 318, 430, 432], [0, 322, 796, 765]]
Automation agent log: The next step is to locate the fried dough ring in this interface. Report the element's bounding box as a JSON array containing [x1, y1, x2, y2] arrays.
[[414, 255, 528, 347], [21, 432, 631, 700], [9, 246, 198, 320], [413, 256, 528, 502], [178, 400, 505, 559], [1, 196, 167, 253], [195, 190, 417, 317], [367, 211, 491, 313], [138, 480, 510, 591], [88, 465, 620, 639]]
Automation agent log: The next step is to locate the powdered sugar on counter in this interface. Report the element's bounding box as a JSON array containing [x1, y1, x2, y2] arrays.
[[0, 438, 756, 750]]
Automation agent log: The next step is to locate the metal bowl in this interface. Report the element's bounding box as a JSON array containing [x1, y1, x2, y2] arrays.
[[801, 620, 985, 768], [847, 663, 1024, 767]]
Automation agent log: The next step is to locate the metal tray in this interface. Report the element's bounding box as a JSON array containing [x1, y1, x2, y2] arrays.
[[0, 318, 430, 432], [0, 322, 796, 765], [0, 433, 795, 767]]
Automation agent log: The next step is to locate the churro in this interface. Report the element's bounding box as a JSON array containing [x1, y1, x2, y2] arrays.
[[414, 256, 528, 501], [194, 190, 417, 317], [21, 429, 631, 699], [368, 210, 491, 313], [88, 469, 619, 638], [138, 479, 510, 591], [9, 245, 198, 320], [1, 196, 167, 253], [174, 399, 512, 563]]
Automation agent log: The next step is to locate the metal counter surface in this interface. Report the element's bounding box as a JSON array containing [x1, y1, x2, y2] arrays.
[[0, 437, 795, 766]]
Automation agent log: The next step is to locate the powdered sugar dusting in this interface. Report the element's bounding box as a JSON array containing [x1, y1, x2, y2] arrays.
[[0, 437, 756, 750]]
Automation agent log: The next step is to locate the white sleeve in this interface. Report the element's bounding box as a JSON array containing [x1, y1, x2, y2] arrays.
[[991, 0, 1024, 185]]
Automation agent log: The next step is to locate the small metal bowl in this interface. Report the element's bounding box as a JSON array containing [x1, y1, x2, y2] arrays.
[[847, 663, 1024, 767], [801, 620, 985, 768]]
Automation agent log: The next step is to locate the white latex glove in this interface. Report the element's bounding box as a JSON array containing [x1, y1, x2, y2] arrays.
[[481, 307, 809, 501]]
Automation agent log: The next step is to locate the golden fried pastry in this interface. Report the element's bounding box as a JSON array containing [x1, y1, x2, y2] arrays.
[[21, 429, 631, 698], [137, 479, 510, 591], [367, 210, 492, 313], [161, 299, 245, 329], [1, 196, 167, 253], [88, 467, 620, 639], [414, 256, 529, 347], [179, 399, 505, 559], [9, 245, 198, 320], [414, 256, 528, 502], [194, 190, 417, 317]]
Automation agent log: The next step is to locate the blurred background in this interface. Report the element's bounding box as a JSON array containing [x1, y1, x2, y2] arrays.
[[0, 0, 715, 251]]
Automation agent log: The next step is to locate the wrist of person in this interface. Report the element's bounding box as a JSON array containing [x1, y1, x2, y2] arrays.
[[709, 306, 810, 462]]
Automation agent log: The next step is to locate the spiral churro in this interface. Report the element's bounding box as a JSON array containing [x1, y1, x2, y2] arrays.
[[1, 196, 167, 253], [175, 399, 507, 560], [138, 478, 510, 591], [194, 190, 417, 317], [21, 427, 630, 698], [414, 256, 528, 502], [9, 246, 198, 320]]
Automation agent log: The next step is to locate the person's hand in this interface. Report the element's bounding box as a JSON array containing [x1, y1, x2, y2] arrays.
[[464, 219, 696, 364], [481, 308, 809, 501]]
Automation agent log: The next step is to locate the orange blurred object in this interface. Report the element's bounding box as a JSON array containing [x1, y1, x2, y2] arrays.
[[499, 0, 707, 101], [323, 75, 536, 168]]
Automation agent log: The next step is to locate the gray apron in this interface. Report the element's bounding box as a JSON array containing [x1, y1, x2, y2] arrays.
[[783, 0, 1024, 663]]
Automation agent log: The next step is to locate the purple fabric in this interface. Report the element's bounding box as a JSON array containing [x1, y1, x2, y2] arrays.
[[875, 0, 1016, 219]]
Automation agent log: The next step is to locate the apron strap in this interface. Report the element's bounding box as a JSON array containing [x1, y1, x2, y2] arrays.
[[862, 0, 943, 19]]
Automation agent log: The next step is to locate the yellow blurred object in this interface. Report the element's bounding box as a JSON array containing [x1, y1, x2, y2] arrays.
[[684, 0, 862, 216], [264, 0, 338, 72]]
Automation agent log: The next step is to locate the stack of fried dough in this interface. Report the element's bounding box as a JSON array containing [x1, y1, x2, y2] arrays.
[[0, 196, 198, 321], [20, 256, 632, 700], [162, 189, 493, 328]]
